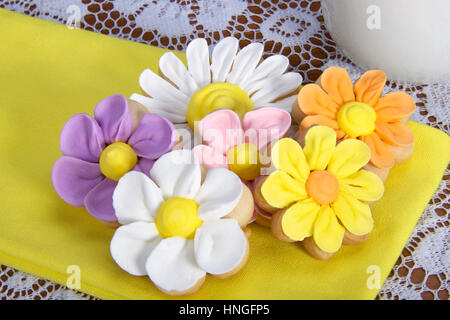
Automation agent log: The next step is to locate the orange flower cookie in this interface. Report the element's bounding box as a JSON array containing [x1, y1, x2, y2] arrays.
[[292, 67, 416, 180], [253, 126, 385, 260]]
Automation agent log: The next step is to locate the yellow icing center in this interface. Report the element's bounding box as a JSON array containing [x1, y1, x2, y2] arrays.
[[186, 82, 254, 129], [227, 142, 262, 181], [99, 142, 138, 181], [337, 102, 376, 138], [155, 197, 202, 239]]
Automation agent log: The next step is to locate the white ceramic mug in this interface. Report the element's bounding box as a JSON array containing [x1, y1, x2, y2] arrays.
[[321, 0, 450, 83]]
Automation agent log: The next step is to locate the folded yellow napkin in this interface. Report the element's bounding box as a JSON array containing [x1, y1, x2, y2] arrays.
[[0, 9, 449, 300]]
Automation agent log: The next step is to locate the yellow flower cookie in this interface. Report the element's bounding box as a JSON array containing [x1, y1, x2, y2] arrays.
[[254, 126, 385, 260]]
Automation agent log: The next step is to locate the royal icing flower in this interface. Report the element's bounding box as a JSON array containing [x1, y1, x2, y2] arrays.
[[192, 108, 291, 181], [130, 37, 302, 131], [293, 67, 415, 170], [110, 149, 250, 295], [52, 94, 176, 223], [255, 126, 384, 259]]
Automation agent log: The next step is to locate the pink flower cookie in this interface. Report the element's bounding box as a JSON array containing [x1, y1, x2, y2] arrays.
[[192, 108, 291, 181]]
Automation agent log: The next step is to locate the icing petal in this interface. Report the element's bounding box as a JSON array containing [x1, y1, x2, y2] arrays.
[[241, 55, 289, 91], [139, 69, 190, 106], [300, 115, 346, 139], [128, 113, 176, 159], [51, 156, 103, 207], [242, 107, 291, 149], [375, 120, 414, 146], [93, 94, 133, 144], [129, 93, 186, 123], [257, 95, 297, 112], [150, 150, 201, 199], [319, 66, 355, 106], [112, 171, 163, 224], [226, 42, 263, 86], [353, 70, 387, 106], [281, 198, 320, 241], [195, 168, 243, 221], [313, 206, 345, 253], [146, 238, 206, 292], [59, 114, 104, 163], [194, 219, 248, 275], [327, 139, 371, 178], [303, 126, 336, 171], [111, 222, 162, 276], [251, 72, 302, 106], [159, 52, 198, 96], [361, 133, 395, 169], [211, 37, 239, 82], [186, 38, 211, 89], [242, 78, 270, 96], [297, 84, 340, 119], [300, 115, 338, 130], [339, 169, 384, 202], [133, 157, 155, 176], [332, 193, 374, 236], [192, 144, 228, 169], [271, 138, 310, 181], [198, 109, 244, 156], [374, 91, 416, 122], [84, 178, 117, 221], [261, 171, 308, 209]]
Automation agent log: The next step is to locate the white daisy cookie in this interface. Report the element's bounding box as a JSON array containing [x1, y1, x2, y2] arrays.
[[110, 149, 253, 295], [130, 37, 303, 133]]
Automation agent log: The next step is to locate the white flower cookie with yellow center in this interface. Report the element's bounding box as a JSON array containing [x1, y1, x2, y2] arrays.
[[110, 149, 252, 295], [130, 37, 302, 134]]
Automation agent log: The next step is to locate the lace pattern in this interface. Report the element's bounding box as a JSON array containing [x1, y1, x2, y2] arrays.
[[0, 0, 448, 300]]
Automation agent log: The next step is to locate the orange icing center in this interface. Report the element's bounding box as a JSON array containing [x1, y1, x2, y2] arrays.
[[305, 170, 339, 205]]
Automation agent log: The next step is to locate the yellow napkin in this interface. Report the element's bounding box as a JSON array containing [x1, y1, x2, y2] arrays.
[[0, 9, 449, 300]]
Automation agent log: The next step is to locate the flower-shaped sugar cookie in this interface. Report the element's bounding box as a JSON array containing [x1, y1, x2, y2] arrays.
[[110, 150, 253, 295], [130, 37, 302, 131], [293, 67, 415, 179], [192, 108, 291, 181], [254, 126, 384, 260], [52, 94, 176, 225]]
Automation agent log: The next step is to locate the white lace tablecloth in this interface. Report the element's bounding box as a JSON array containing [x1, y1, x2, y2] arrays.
[[0, 0, 448, 300]]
